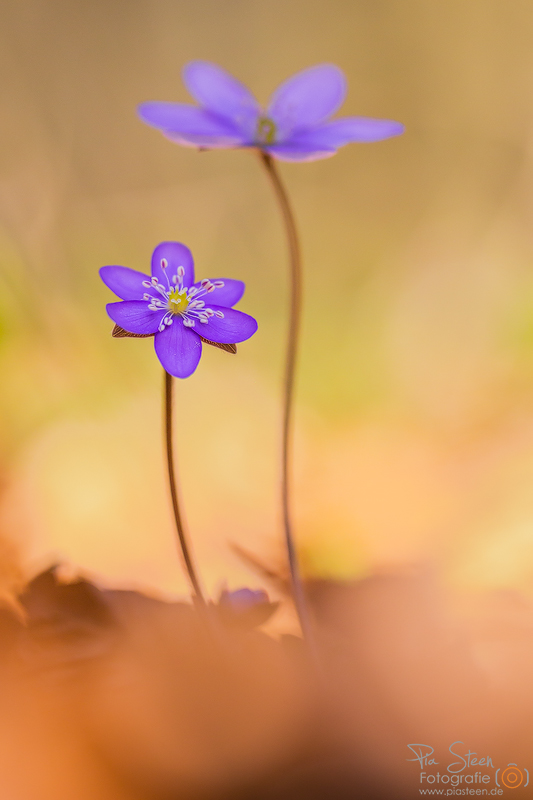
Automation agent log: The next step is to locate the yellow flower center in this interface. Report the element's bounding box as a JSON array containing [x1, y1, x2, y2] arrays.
[[168, 287, 189, 315], [256, 116, 277, 145]]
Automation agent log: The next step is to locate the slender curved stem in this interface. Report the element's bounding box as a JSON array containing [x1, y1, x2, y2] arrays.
[[164, 370, 205, 605], [259, 151, 315, 647]]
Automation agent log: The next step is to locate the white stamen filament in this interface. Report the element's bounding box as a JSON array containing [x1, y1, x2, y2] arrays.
[[143, 271, 226, 332]]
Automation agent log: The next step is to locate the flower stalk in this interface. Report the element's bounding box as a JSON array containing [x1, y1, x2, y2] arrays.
[[164, 369, 205, 605], [259, 151, 315, 648]]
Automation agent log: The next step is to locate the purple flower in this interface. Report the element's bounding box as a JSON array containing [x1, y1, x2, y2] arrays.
[[219, 587, 270, 611], [138, 61, 404, 162], [217, 587, 278, 627], [100, 241, 258, 378]]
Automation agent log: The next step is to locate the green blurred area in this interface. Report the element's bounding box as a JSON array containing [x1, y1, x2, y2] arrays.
[[2, 0, 533, 596]]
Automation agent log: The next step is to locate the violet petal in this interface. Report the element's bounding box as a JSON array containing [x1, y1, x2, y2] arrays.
[[197, 305, 257, 343], [106, 301, 166, 334], [183, 60, 260, 138], [138, 102, 246, 146], [154, 321, 202, 378], [99, 266, 150, 301], [151, 242, 195, 287], [267, 64, 346, 137], [289, 116, 405, 147], [265, 142, 337, 162], [162, 131, 247, 149]]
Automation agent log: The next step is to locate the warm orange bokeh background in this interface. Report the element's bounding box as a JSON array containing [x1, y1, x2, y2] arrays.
[[1, 0, 533, 603]]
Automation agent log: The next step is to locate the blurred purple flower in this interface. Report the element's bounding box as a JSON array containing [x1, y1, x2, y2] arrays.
[[219, 587, 270, 611], [138, 61, 404, 162], [100, 241, 257, 378], [217, 587, 278, 627]]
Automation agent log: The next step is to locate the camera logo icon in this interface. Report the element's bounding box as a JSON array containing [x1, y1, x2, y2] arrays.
[[495, 764, 529, 789]]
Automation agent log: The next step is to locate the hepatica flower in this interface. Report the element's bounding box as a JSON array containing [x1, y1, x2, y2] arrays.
[[138, 61, 404, 162], [100, 242, 257, 378], [219, 587, 270, 611], [217, 588, 278, 627]]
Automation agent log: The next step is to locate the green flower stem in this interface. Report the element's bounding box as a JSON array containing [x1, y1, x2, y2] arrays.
[[259, 151, 315, 650], [164, 369, 205, 605]]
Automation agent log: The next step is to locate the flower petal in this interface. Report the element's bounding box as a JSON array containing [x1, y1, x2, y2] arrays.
[[183, 61, 260, 137], [151, 242, 195, 287], [106, 301, 165, 334], [197, 305, 257, 343], [265, 142, 337, 162], [137, 102, 246, 147], [162, 131, 245, 149], [289, 116, 405, 147], [267, 64, 346, 135], [99, 266, 150, 300], [220, 588, 270, 610], [154, 321, 202, 378], [191, 278, 244, 308]]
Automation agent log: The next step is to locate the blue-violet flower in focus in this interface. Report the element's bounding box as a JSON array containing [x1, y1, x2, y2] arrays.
[[138, 61, 404, 162], [100, 241, 258, 378]]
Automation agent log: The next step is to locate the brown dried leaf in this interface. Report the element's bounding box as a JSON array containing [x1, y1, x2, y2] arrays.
[[111, 325, 154, 339], [198, 336, 237, 354], [111, 325, 237, 354]]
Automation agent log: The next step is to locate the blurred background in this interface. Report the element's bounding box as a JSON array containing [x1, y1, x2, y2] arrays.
[[1, 0, 533, 607]]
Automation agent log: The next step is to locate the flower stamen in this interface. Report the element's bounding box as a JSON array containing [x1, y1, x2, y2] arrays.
[[168, 287, 189, 315], [256, 116, 277, 145], [149, 268, 227, 330]]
